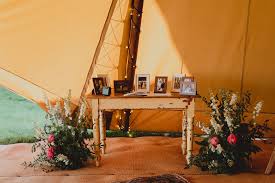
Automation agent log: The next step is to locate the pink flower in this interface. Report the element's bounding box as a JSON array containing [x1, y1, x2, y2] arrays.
[[48, 134, 55, 143], [227, 134, 237, 145], [210, 136, 219, 147], [47, 147, 54, 159]]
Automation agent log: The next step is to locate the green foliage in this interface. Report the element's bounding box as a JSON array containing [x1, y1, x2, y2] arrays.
[[190, 89, 271, 174], [23, 92, 94, 171]]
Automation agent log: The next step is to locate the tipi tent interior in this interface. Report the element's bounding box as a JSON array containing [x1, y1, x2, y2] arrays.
[[0, 0, 275, 182]]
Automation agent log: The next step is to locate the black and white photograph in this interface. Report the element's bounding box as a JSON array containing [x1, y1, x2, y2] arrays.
[[92, 77, 105, 95], [154, 76, 168, 93], [180, 77, 196, 95], [136, 74, 150, 93], [172, 74, 184, 92]]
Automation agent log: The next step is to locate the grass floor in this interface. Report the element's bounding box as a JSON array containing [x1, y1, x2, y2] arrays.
[[0, 87, 46, 142]]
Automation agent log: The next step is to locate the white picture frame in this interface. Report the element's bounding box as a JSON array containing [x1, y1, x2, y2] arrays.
[[172, 73, 184, 92], [180, 77, 196, 96], [136, 74, 150, 93]]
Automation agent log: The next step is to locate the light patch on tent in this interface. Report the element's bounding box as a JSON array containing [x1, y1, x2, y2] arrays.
[[136, 0, 190, 86]]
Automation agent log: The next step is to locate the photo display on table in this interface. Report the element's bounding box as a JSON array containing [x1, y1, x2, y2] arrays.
[[114, 80, 130, 94], [136, 74, 150, 93], [154, 76, 168, 93], [172, 73, 184, 92], [93, 77, 106, 95], [180, 76, 196, 96]]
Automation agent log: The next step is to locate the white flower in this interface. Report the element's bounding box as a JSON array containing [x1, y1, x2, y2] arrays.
[[64, 99, 71, 117], [64, 90, 72, 117], [209, 144, 216, 152], [224, 110, 234, 132], [227, 159, 234, 167], [78, 101, 86, 123], [53, 101, 61, 114], [197, 122, 211, 135], [44, 94, 54, 115], [229, 93, 238, 105], [216, 144, 223, 154], [208, 160, 218, 168], [202, 126, 211, 135], [253, 101, 263, 119], [56, 154, 69, 165], [210, 118, 222, 134]]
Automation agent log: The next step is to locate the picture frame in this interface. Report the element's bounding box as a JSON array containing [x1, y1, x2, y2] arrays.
[[172, 73, 184, 92], [114, 80, 130, 94], [97, 74, 110, 86], [136, 74, 150, 93], [93, 77, 105, 95], [102, 86, 111, 96], [154, 76, 168, 93], [180, 77, 196, 96]]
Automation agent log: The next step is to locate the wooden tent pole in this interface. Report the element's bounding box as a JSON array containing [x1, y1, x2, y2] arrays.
[[117, 2, 132, 80], [123, 0, 144, 132], [79, 0, 118, 101], [126, 0, 144, 91]]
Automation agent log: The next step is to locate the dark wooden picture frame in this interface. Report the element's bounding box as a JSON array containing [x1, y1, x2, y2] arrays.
[[93, 77, 105, 95], [154, 76, 168, 93], [180, 76, 196, 96], [114, 80, 130, 94]]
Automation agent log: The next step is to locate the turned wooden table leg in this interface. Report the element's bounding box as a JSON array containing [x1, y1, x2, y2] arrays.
[[181, 108, 187, 155], [91, 99, 101, 167], [265, 146, 275, 174], [99, 110, 106, 154], [186, 99, 195, 164]]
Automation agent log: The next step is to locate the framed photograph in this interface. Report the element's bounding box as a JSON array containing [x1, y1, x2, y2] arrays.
[[93, 77, 105, 95], [136, 74, 150, 93], [154, 76, 168, 93], [180, 77, 196, 96], [102, 86, 111, 96], [172, 73, 184, 92], [97, 74, 110, 86], [114, 80, 130, 93]]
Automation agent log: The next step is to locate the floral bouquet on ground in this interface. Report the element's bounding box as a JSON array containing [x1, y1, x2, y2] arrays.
[[190, 89, 270, 174], [23, 91, 94, 171]]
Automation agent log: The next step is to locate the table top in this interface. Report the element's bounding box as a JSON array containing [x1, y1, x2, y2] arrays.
[[87, 92, 200, 99]]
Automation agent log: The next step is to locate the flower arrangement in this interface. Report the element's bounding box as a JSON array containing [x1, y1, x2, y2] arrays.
[[23, 91, 94, 171], [191, 89, 270, 174]]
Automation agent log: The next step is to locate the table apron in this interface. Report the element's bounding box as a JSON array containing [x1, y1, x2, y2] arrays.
[[96, 98, 190, 110]]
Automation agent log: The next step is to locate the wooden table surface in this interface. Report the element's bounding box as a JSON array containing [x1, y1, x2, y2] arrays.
[[87, 92, 200, 99]]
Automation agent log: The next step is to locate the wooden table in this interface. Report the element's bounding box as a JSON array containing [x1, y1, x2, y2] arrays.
[[88, 93, 198, 167]]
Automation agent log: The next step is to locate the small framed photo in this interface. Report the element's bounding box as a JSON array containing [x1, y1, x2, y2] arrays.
[[180, 77, 196, 96], [93, 77, 105, 95], [136, 74, 150, 93], [102, 86, 111, 96], [154, 76, 168, 93], [114, 80, 130, 93], [172, 74, 184, 92]]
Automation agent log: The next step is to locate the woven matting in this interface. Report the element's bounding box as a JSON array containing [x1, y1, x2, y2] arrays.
[[114, 174, 190, 183], [0, 137, 275, 183]]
